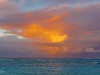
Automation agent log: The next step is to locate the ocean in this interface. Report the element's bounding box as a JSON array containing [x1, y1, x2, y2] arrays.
[[0, 59, 100, 75]]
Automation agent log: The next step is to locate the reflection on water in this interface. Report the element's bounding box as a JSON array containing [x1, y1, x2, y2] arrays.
[[0, 59, 100, 75]]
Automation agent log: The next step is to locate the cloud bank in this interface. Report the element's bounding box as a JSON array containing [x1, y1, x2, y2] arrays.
[[0, 0, 100, 58]]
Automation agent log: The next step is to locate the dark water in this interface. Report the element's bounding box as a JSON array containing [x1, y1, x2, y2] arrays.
[[0, 59, 100, 75]]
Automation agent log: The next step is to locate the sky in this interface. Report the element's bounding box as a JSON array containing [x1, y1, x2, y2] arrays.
[[0, 0, 100, 58]]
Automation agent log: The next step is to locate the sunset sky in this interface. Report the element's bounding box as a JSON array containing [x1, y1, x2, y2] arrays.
[[0, 0, 100, 58]]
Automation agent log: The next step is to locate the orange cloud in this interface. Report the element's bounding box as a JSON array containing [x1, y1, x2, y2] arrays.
[[31, 42, 69, 55], [1, 23, 68, 55], [45, 13, 67, 23], [14, 24, 68, 43], [42, 45, 68, 55], [46, 15, 63, 23], [0, 7, 71, 55]]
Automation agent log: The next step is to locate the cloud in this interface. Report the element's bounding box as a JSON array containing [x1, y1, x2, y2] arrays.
[[1, 2, 100, 41], [0, 0, 24, 17], [0, 0, 100, 56], [0, 9, 69, 43]]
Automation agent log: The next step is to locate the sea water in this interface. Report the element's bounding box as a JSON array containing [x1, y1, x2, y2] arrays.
[[0, 59, 100, 75]]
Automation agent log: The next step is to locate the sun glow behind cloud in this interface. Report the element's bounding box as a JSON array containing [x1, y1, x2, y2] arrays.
[[1, 23, 68, 55], [7, 24, 68, 43]]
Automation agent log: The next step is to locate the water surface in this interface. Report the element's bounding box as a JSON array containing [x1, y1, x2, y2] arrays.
[[0, 59, 100, 75]]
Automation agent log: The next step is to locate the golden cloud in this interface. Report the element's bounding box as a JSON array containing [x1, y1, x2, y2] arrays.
[[1, 23, 68, 55], [13, 24, 68, 43]]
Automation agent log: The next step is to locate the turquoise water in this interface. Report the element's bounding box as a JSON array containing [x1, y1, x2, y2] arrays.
[[0, 59, 100, 75]]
